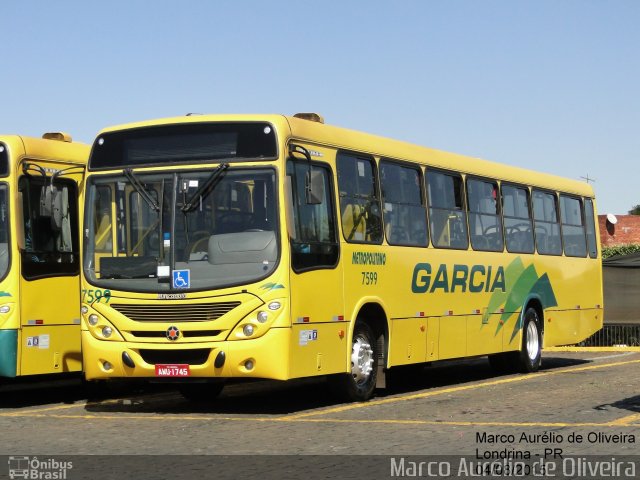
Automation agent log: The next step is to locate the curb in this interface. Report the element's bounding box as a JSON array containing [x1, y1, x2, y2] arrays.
[[544, 346, 640, 352]]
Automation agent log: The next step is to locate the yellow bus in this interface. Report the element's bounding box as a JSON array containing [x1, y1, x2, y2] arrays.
[[80, 114, 602, 401], [0, 133, 88, 379]]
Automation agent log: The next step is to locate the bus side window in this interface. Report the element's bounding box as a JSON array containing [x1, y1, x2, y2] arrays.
[[584, 198, 598, 258], [426, 170, 468, 249], [380, 160, 428, 247], [336, 153, 383, 244], [532, 190, 562, 255], [560, 195, 587, 257], [502, 184, 534, 254], [467, 177, 503, 252]]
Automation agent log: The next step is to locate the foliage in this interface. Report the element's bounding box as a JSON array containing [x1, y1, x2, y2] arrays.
[[629, 204, 640, 215], [601, 244, 640, 259]]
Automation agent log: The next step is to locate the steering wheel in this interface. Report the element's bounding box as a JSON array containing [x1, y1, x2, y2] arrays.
[[184, 231, 211, 259]]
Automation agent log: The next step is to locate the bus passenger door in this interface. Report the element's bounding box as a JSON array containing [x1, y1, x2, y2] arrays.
[[17, 174, 82, 375], [286, 157, 345, 378]]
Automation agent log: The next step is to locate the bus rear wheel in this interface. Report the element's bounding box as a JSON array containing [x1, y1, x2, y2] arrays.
[[517, 307, 542, 373], [331, 322, 378, 402], [489, 307, 542, 374]]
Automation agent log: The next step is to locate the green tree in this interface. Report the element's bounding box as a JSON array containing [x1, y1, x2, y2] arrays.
[[630, 205, 640, 215]]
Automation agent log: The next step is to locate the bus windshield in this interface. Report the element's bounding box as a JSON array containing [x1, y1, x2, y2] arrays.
[[0, 185, 9, 280], [83, 167, 278, 292]]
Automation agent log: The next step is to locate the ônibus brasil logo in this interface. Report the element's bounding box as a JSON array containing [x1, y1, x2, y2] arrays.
[[8, 456, 73, 479]]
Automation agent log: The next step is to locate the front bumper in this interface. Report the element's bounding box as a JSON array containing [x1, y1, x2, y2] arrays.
[[82, 327, 291, 381]]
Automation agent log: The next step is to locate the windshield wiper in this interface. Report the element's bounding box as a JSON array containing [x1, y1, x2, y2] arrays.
[[181, 163, 229, 212], [124, 169, 160, 212]]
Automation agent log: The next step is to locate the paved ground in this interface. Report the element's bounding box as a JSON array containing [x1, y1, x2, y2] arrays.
[[1, 351, 639, 478]]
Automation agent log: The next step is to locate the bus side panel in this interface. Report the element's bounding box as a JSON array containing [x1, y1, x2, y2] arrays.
[[388, 318, 427, 366], [20, 325, 82, 375], [21, 276, 80, 327], [580, 308, 603, 342], [0, 329, 18, 377], [543, 310, 581, 347], [467, 313, 503, 356], [540, 256, 602, 348], [289, 323, 348, 378], [19, 274, 82, 375], [426, 317, 440, 361], [288, 266, 347, 378], [438, 316, 467, 360], [502, 311, 523, 352]]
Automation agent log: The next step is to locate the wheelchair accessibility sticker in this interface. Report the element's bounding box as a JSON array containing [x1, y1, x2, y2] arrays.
[[173, 269, 190, 289]]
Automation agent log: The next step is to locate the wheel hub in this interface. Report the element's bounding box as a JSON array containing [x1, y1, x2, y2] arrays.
[[526, 321, 539, 361], [351, 336, 374, 384]]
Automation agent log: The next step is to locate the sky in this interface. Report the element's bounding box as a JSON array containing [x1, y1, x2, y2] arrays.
[[1, 1, 638, 214]]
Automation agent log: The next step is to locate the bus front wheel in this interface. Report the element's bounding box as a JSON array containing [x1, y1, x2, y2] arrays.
[[331, 321, 378, 402]]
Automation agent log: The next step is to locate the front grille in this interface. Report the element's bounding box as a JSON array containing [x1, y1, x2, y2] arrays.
[[138, 348, 211, 365], [111, 301, 240, 322], [130, 330, 222, 338]]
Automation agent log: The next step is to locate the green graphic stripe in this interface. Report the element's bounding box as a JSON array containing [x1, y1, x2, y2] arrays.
[[484, 257, 558, 341]]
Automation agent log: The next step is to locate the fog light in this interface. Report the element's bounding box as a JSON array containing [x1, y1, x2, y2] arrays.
[[102, 326, 113, 338], [244, 360, 254, 370], [0, 306, 10, 314], [103, 361, 112, 370], [81, 305, 89, 315], [88, 314, 99, 326], [243, 324, 254, 336], [257, 311, 268, 323]]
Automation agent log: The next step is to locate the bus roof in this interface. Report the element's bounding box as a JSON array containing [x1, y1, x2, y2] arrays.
[[94, 114, 594, 198], [0, 134, 90, 166]]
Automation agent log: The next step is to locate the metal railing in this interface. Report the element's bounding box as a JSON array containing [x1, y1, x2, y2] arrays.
[[577, 324, 640, 347]]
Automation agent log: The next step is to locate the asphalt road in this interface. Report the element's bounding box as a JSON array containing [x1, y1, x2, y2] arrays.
[[1, 350, 639, 479]]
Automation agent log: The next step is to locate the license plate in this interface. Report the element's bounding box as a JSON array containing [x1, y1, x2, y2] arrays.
[[155, 364, 190, 377]]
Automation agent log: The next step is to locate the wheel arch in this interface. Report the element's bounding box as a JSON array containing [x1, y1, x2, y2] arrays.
[[522, 294, 545, 337], [349, 299, 389, 370]]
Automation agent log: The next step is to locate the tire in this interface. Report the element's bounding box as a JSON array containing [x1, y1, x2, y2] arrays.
[[331, 322, 378, 402], [178, 381, 225, 402], [517, 307, 542, 373]]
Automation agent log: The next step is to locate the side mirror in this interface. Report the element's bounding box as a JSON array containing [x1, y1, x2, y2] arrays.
[[306, 169, 324, 205]]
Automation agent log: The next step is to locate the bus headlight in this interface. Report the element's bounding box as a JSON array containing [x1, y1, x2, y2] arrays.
[[102, 326, 113, 338], [81, 305, 89, 315], [88, 314, 99, 326], [243, 324, 255, 337], [257, 311, 268, 323], [0, 305, 10, 314]]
